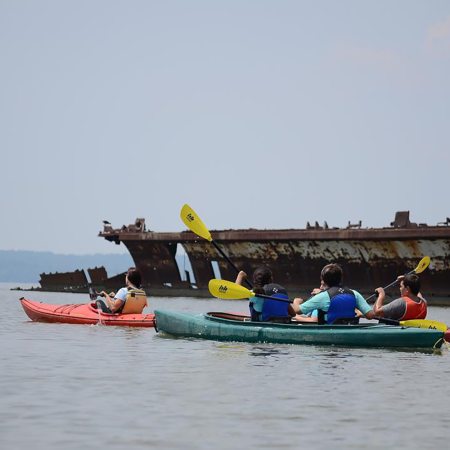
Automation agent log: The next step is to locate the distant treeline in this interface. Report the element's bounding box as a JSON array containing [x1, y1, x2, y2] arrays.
[[0, 250, 135, 283]]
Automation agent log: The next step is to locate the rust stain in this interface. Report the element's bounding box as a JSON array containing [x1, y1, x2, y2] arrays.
[[92, 211, 449, 297]]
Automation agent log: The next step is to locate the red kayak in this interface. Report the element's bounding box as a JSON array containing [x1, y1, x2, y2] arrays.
[[20, 298, 155, 327]]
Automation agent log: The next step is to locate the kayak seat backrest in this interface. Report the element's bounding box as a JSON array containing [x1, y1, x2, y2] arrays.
[[121, 289, 147, 314], [261, 293, 290, 322]]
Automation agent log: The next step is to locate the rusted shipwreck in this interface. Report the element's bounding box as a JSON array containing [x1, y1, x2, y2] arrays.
[[37, 267, 125, 294], [94, 211, 450, 302]]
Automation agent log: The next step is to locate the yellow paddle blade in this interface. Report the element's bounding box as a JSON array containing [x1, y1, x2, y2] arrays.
[[414, 256, 430, 274], [180, 204, 212, 242], [209, 279, 255, 300], [400, 319, 448, 333]]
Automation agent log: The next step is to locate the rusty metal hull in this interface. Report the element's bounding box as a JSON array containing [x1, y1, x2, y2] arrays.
[[183, 238, 450, 296], [98, 218, 450, 301], [39, 269, 88, 291]]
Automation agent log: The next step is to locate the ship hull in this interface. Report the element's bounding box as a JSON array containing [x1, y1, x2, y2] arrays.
[[107, 231, 450, 300], [45, 214, 448, 302]]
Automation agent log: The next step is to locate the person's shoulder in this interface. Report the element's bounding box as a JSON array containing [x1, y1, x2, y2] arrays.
[[381, 297, 406, 319], [309, 290, 329, 302], [411, 295, 427, 304], [115, 287, 128, 299], [350, 289, 364, 299], [382, 297, 406, 310]]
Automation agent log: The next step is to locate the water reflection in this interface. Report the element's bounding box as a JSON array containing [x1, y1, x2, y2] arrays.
[[248, 345, 290, 363], [3, 286, 450, 450], [322, 351, 359, 359]]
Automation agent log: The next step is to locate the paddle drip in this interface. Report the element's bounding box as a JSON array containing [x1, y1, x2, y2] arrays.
[[97, 306, 104, 326], [89, 288, 105, 325]]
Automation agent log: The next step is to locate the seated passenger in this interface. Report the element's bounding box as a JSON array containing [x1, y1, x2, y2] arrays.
[[236, 267, 295, 322], [292, 263, 375, 324], [372, 274, 427, 320], [291, 284, 325, 323], [96, 267, 146, 314]]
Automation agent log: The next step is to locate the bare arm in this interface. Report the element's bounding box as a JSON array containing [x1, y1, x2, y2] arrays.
[[235, 271, 247, 286], [372, 287, 386, 317], [292, 297, 305, 315], [101, 291, 125, 313], [292, 314, 318, 323]]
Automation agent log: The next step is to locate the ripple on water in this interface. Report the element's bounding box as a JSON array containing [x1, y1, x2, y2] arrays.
[[1, 286, 450, 449]]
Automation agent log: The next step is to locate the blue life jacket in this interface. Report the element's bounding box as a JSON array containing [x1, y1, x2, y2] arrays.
[[249, 283, 290, 322], [325, 286, 357, 324]]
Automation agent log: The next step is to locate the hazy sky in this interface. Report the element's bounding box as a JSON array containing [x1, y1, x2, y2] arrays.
[[1, 1, 449, 255]]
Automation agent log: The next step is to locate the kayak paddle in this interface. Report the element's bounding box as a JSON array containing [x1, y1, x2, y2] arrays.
[[377, 317, 448, 333], [89, 287, 105, 300], [181, 204, 253, 289], [209, 282, 449, 331], [366, 256, 430, 303], [209, 279, 292, 303]]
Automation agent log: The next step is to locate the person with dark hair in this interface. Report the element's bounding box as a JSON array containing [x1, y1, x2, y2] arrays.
[[292, 263, 375, 324], [96, 267, 146, 314], [236, 267, 296, 322], [372, 274, 427, 320]]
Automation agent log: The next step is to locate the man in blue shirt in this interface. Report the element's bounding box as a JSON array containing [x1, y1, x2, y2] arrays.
[[292, 264, 375, 324]]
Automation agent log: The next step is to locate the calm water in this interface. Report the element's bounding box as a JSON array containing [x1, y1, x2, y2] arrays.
[[1, 283, 450, 450]]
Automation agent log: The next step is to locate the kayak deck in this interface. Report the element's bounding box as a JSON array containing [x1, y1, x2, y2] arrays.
[[20, 298, 155, 327], [154, 310, 445, 349]]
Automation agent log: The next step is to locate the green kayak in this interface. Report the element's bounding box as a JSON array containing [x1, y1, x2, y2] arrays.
[[154, 310, 446, 349]]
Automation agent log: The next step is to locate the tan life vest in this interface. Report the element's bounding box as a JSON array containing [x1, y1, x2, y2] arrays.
[[121, 288, 147, 314]]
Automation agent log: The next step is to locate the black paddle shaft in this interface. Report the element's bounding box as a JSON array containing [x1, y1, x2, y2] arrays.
[[211, 240, 253, 289], [376, 317, 401, 326], [366, 266, 419, 303], [253, 293, 293, 304], [88, 288, 105, 300]]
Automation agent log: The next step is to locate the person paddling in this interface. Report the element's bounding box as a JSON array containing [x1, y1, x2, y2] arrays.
[[292, 264, 375, 324], [291, 282, 325, 323], [236, 267, 295, 322], [372, 274, 427, 320], [96, 267, 146, 314]]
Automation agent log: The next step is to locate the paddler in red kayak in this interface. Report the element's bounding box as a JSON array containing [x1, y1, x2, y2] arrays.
[[96, 267, 147, 314], [372, 274, 427, 320]]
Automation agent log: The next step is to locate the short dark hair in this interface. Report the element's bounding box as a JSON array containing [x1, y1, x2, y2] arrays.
[[320, 264, 343, 287], [127, 267, 141, 287], [402, 274, 420, 295]]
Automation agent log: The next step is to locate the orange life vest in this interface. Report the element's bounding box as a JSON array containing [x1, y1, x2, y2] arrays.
[[400, 296, 427, 320]]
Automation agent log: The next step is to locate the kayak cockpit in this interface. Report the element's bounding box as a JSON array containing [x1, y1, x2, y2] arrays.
[[205, 312, 366, 328]]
